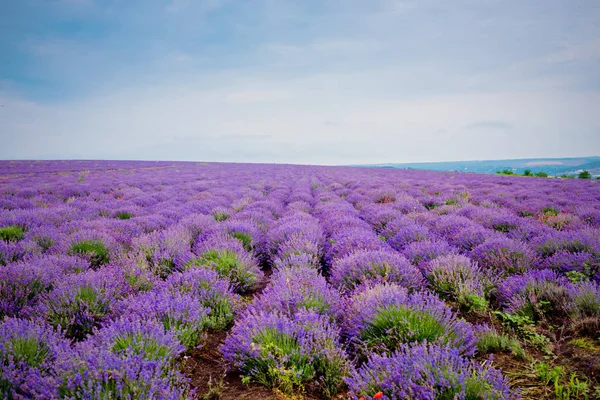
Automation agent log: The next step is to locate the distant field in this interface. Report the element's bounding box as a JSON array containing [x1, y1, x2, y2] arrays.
[[358, 156, 600, 177], [1, 161, 599, 399]]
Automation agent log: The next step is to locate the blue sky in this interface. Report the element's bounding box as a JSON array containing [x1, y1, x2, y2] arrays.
[[0, 0, 599, 164]]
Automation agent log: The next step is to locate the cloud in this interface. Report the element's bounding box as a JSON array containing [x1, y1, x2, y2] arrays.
[[465, 121, 515, 131], [1, 0, 599, 163]]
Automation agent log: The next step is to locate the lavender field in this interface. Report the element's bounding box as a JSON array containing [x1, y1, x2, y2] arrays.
[[1, 160, 599, 399]]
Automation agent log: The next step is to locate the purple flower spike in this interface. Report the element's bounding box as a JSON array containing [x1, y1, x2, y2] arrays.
[[330, 250, 424, 293], [346, 343, 516, 400]]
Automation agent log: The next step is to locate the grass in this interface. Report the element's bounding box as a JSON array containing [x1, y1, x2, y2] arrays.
[[0, 225, 25, 242], [476, 329, 526, 359], [70, 239, 110, 268]]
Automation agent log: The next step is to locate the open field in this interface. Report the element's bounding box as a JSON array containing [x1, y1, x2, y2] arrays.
[[1, 161, 599, 399]]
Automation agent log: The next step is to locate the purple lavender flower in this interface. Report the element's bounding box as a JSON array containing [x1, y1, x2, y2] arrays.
[[0, 240, 25, 266], [497, 269, 571, 321], [250, 265, 342, 320], [272, 251, 322, 270], [346, 343, 516, 400], [434, 218, 495, 252], [568, 280, 600, 319], [84, 317, 184, 361], [538, 250, 598, 278], [163, 267, 240, 330], [58, 346, 191, 399], [266, 213, 325, 258], [1, 318, 71, 399], [221, 309, 349, 397], [190, 233, 263, 293], [117, 289, 209, 349], [401, 239, 457, 268], [386, 223, 431, 251], [39, 267, 130, 340], [330, 250, 424, 293], [342, 283, 476, 356], [533, 230, 600, 259], [1, 262, 56, 319], [65, 229, 119, 269], [220, 219, 262, 252], [178, 213, 218, 244], [471, 237, 536, 275], [426, 254, 493, 311], [326, 227, 386, 265], [132, 225, 194, 278]]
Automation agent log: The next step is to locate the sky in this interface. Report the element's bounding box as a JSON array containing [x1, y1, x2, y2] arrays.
[[0, 0, 599, 165]]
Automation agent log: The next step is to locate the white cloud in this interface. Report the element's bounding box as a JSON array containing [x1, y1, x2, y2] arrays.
[[2, 0, 599, 164], [2, 70, 599, 164]]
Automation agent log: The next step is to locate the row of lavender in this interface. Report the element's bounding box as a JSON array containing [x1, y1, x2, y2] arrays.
[[0, 163, 290, 398], [1, 162, 599, 399]]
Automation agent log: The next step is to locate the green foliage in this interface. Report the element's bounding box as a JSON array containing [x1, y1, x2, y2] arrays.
[[191, 250, 257, 293], [493, 223, 516, 233], [36, 236, 55, 252], [69, 240, 110, 268], [542, 206, 559, 216], [204, 293, 236, 331], [202, 376, 225, 400], [243, 328, 345, 398], [361, 306, 450, 352], [213, 212, 229, 222], [536, 363, 590, 399], [423, 201, 437, 210], [569, 338, 600, 352], [47, 285, 111, 340], [124, 271, 155, 292], [534, 171, 549, 178], [555, 374, 589, 400], [571, 287, 600, 318], [476, 330, 525, 359], [517, 210, 534, 217], [457, 292, 488, 313], [535, 362, 565, 386], [160, 313, 206, 350], [463, 373, 502, 400], [230, 232, 253, 251], [247, 329, 313, 394], [566, 271, 589, 284], [561, 174, 575, 179], [115, 212, 133, 220], [494, 311, 551, 353], [111, 333, 171, 361], [5, 337, 50, 368], [523, 169, 532, 176], [578, 170, 592, 179], [0, 225, 25, 242]]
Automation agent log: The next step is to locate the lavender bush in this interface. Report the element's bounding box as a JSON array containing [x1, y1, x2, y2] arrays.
[[221, 310, 349, 398], [346, 343, 516, 400], [342, 284, 476, 357]]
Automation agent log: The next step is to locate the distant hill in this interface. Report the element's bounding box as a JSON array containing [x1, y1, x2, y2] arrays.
[[356, 156, 600, 177]]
